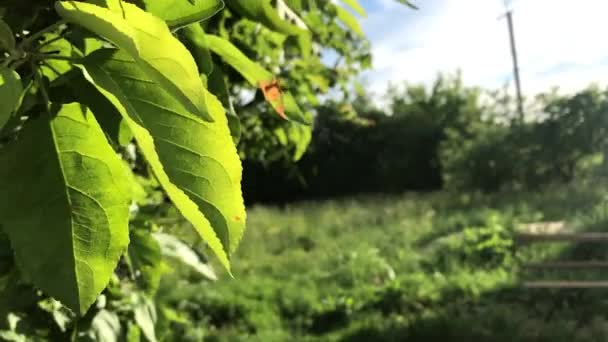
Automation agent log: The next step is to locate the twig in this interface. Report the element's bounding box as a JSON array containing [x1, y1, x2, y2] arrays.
[[30, 53, 81, 62], [19, 21, 67, 49], [32, 61, 51, 114], [33, 35, 64, 51]]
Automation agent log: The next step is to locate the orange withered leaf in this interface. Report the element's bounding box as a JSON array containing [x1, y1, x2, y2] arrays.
[[259, 79, 287, 120]]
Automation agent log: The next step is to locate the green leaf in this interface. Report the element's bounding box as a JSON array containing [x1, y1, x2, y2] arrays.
[[0, 103, 131, 314], [38, 34, 83, 84], [224, 0, 311, 54], [126, 322, 142, 342], [0, 67, 22, 131], [210, 69, 241, 144], [286, 121, 312, 161], [396, 0, 419, 9], [271, 120, 311, 161], [68, 74, 133, 147], [340, 0, 366, 16], [79, 49, 245, 271], [199, 33, 267, 82], [0, 18, 14, 51], [205, 34, 311, 124], [182, 23, 214, 76], [225, 0, 304, 36], [37, 298, 72, 332], [96, 105, 133, 148], [284, 0, 303, 12], [142, 0, 224, 29], [182, 24, 240, 143], [55, 0, 212, 121], [132, 294, 157, 342], [0, 330, 25, 342], [334, 5, 364, 36], [0, 312, 26, 342], [128, 229, 163, 294], [90, 310, 121, 342], [66, 29, 106, 56], [153, 232, 217, 281]]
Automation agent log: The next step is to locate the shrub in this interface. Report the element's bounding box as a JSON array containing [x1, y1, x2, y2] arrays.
[[441, 86, 608, 191]]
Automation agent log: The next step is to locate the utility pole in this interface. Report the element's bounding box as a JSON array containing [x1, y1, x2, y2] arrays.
[[501, 1, 524, 122]]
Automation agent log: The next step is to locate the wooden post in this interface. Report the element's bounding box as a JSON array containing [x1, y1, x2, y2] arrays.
[[525, 281, 608, 289], [517, 232, 608, 244], [505, 10, 524, 122]]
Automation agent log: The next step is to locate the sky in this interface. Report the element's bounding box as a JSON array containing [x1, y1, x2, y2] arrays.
[[358, 0, 608, 98]]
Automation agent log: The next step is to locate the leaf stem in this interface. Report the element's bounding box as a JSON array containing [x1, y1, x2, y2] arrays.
[[30, 53, 82, 62], [32, 61, 52, 114], [19, 20, 67, 49], [9, 58, 28, 71], [33, 35, 64, 51]]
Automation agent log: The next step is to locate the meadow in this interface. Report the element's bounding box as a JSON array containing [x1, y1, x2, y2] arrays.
[[157, 178, 608, 341]]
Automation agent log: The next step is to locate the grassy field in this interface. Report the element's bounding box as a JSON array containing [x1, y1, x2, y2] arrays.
[[159, 180, 608, 341]]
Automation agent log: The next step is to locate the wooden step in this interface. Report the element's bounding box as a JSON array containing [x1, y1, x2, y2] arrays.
[[522, 261, 608, 269], [517, 232, 608, 244], [524, 281, 608, 288]]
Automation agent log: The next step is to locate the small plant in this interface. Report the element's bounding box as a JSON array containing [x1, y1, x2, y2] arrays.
[[462, 213, 514, 267]]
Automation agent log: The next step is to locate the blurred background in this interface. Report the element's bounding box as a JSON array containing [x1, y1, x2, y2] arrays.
[[157, 1, 608, 341], [5, 0, 608, 341]]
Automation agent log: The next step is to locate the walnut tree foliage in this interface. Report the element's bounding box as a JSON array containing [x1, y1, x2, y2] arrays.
[[0, 0, 414, 339]]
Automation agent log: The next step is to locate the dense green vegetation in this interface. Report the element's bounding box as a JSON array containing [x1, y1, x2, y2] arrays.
[[2, 1, 608, 341], [158, 179, 608, 341], [243, 76, 608, 202]]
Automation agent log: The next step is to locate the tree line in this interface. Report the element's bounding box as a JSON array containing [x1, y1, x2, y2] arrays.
[[241, 74, 608, 203]]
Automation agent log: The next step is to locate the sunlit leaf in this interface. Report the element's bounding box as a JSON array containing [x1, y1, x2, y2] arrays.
[[0, 103, 131, 314], [126, 322, 142, 342], [90, 310, 121, 342], [224, 0, 311, 55], [153, 232, 217, 281], [209, 68, 241, 144], [340, 0, 366, 16], [80, 49, 246, 271], [182, 23, 214, 76], [225, 0, 304, 36], [128, 229, 163, 294], [334, 5, 364, 36], [132, 294, 157, 342], [38, 34, 83, 85], [205, 34, 311, 124], [183, 23, 240, 142], [142, 0, 224, 29], [67, 74, 133, 147], [55, 0, 212, 121]]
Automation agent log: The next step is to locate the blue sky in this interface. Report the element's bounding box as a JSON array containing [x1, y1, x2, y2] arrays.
[[357, 0, 608, 98]]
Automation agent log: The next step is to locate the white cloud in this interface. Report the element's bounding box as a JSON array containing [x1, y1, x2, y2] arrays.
[[361, 0, 608, 98]]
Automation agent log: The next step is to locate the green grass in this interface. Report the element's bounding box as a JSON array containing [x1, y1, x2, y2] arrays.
[[159, 180, 608, 341]]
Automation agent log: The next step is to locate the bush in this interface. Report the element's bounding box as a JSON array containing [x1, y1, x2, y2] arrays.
[[243, 80, 608, 203], [441, 123, 515, 191], [243, 73, 484, 202], [441, 86, 608, 192]]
